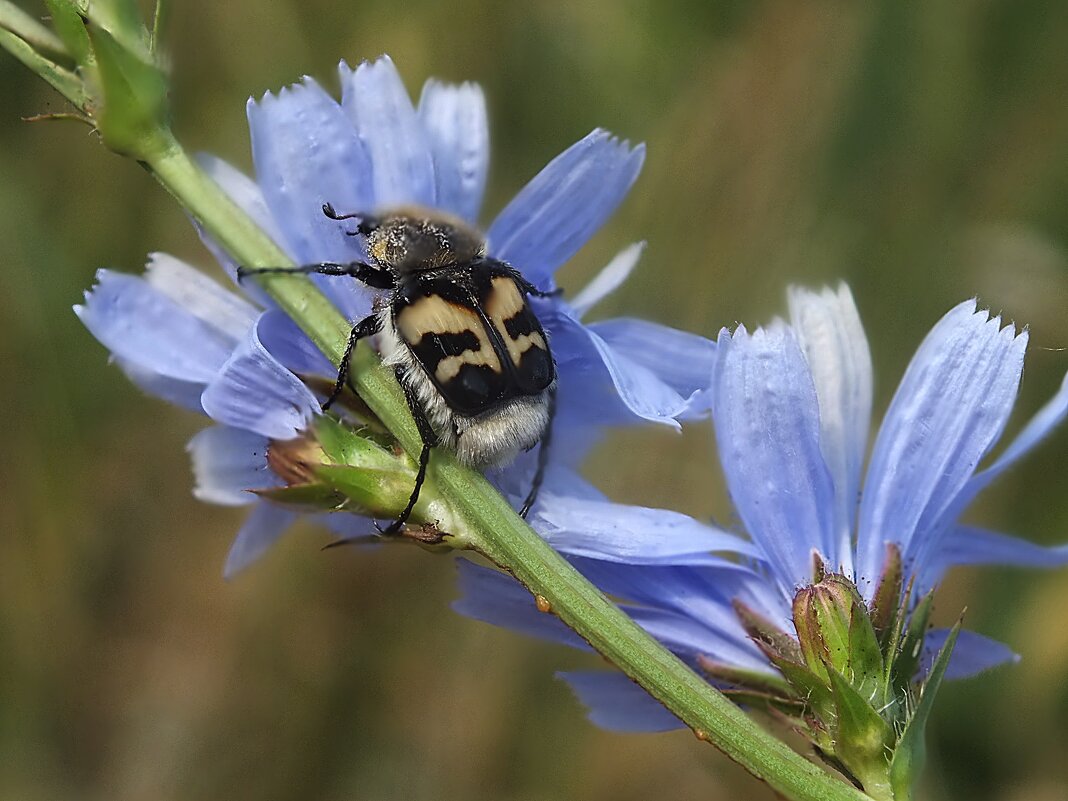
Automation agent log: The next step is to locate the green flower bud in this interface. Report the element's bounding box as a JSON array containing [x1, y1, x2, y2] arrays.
[[255, 417, 454, 548]]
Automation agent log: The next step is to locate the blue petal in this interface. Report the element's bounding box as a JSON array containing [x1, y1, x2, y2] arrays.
[[224, 503, 298, 578], [587, 317, 717, 419], [188, 426, 280, 506], [339, 56, 435, 208], [201, 313, 321, 440], [919, 525, 1068, 590], [487, 129, 644, 289], [558, 671, 683, 733], [417, 79, 489, 223], [625, 602, 771, 671], [568, 243, 645, 318], [969, 371, 1068, 485], [856, 302, 1027, 588], [452, 560, 589, 650], [935, 370, 1068, 533], [710, 324, 836, 591], [76, 268, 237, 383], [921, 628, 1019, 681], [787, 284, 872, 575], [491, 459, 607, 513], [144, 253, 259, 340], [529, 495, 762, 565], [256, 309, 335, 377], [570, 558, 773, 671], [547, 309, 688, 429], [114, 357, 207, 411], [194, 154, 280, 308], [247, 77, 374, 321], [314, 512, 377, 544]]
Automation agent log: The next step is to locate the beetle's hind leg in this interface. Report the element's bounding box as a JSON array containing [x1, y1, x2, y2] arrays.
[[519, 386, 556, 519], [377, 364, 439, 536]]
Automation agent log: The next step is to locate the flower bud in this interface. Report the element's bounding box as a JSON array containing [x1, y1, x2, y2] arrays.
[[255, 417, 446, 537]]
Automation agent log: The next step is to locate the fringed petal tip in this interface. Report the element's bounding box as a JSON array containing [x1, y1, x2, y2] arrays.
[[487, 128, 645, 288]]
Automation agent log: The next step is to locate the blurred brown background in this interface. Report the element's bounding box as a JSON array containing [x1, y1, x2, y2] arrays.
[[2, 1, 1067, 799]]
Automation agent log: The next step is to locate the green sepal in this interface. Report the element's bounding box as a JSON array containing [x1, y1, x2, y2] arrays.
[[870, 544, 904, 647], [792, 588, 827, 681], [891, 590, 935, 696], [42, 0, 93, 65], [81, 0, 149, 59], [722, 689, 807, 718], [85, 22, 169, 157], [252, 483, 348, 510], [811, 576, 859, 675], [890, 619, 961, 801], [697, 656, 795, 698], [827, 667, 895, 799], [315, 464, 416, 517], [314, 415, 399, 472], [733, 599, 805, 664], [763, 651, 836, 728], [847, 595, 885, 707]]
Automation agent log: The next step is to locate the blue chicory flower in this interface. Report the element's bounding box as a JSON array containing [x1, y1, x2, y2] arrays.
[[74, 56, 715, 575], [456, 284, 1068, 732]]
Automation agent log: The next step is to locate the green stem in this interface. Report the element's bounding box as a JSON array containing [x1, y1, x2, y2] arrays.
[[143, 133, 869, 801], [0, 0, 68, 58]]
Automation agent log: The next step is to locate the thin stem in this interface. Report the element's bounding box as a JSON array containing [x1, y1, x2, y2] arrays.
[[140, 133, 869, 801], [150, 0, 169, 53], [0, 28, 85, 107], [0, 0, 68, 58]]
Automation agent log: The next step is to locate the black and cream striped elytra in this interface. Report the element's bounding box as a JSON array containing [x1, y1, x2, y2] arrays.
[[239, 203, 557, 535]]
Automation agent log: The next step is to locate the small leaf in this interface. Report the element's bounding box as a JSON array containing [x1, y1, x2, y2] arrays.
[[890, 619, 962, 800]]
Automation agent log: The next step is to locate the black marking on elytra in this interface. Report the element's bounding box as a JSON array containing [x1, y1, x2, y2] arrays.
[[504, 310, 540, 340]]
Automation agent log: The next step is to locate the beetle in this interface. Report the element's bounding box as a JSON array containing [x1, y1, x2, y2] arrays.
[[239, 203, 558, 533]]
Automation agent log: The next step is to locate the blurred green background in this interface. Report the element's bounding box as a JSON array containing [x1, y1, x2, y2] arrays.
[[2, 1, 1067, 799]]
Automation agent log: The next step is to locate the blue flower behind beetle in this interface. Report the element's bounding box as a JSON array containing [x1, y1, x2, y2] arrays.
[[457, 284, 1068, 733], [74, 56, 715, 576]]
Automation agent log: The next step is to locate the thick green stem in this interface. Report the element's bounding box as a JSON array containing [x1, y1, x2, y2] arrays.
[[141, 132, 869, 801]]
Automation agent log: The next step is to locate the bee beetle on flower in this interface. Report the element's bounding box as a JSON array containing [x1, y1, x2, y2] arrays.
[[239, 202, 560, 532]]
